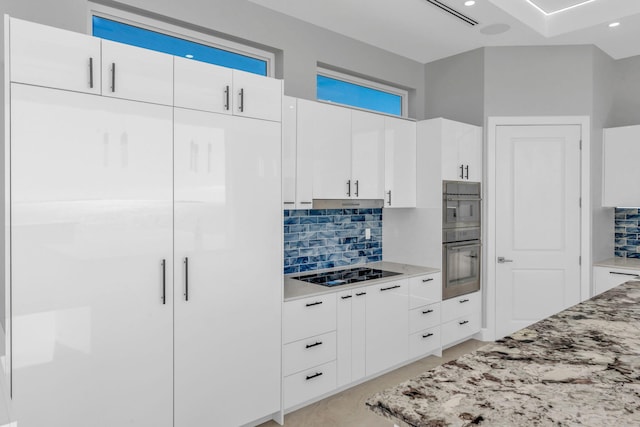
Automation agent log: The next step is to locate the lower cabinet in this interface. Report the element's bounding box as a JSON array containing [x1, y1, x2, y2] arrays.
[[441, 291, 482, 348], [336, 289, 367, 387], [593, 266, 640, 296]]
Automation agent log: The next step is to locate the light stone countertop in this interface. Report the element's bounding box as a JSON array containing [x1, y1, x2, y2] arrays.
[[594, 257, 640, 270], [366, 278, 640, 427], [284, 261, 440, 302]]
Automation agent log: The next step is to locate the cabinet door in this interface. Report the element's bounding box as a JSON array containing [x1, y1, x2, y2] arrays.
[[174, 56, 233, 114], [282, 96, 298, 208], [352, 289, 367, 382], [603, 126, 640, 207], [232, 69, 282, 121], [11, 84, 173, 427], [365, 280, 409, 375], [593, 266, 640, 296], [298, 100, 351, 199], [440, 119, 463, 181], [336, 291, 353, 387], [385, 117, 416, 207], [174, 110, 281, 427], [458, 124, 482, 182], [352, 111, 385, 199], [101, 39, 173, 105], [9, 17, 101, 94]]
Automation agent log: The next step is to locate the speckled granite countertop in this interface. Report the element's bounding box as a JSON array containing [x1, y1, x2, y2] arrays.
[[366, 279, 640, 427], [284, 261, 439, 301]]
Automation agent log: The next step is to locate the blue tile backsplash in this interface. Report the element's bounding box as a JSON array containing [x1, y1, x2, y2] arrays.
[[284, 209, 383, 274], [615, 208, 640, 259]]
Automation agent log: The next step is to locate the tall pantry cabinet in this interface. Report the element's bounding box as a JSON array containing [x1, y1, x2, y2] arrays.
[[6, 16, 283, 427]]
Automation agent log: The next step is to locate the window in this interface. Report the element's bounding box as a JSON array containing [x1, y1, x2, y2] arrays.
[[89, 5, 274, 76], [317, 68, 408, 117]]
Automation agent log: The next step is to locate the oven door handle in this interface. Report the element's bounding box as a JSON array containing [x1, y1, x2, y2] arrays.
[[445, 196, 482, 201], [444, 241, 482, 250]]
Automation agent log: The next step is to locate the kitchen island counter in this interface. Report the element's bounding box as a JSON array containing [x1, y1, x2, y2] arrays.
[[366, 279, 640, 426]]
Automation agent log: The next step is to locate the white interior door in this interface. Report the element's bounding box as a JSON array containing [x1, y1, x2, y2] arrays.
[[11, 84, 173, 427], [495, 125, 581, 339], [173, 110, 281, 426]]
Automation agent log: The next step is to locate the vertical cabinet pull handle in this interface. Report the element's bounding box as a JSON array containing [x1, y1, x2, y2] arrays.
[[239, 88, 244, 112], [387, 190, 392, 206], [184, 257, 189, 301], [224, 85, 230, 111], [347, 180, 351, 197], [355, 180, 359, 197], [88, 57, 94, 89], [161, 259, 166, 305], [460, 164, 464, 179], [465, 165, 469, 180], [111, 63, 116, 92]]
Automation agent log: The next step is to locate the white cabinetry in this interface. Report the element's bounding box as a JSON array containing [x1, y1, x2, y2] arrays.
[[602, 126, 640, 207], [174, 56, 233, 114], [336, 289, 367, 388], [593, 266, 640, 296], [366, 279, 409, 375], [351, 111, 385, 199], [9, 17, 101, 94], [441, 291, 482, 348], [425, 118, 482, 182], [173, 109, 281, 426], [384, 117, 417, 208], [282, 96, 313, 209], [233, 69, 282, 121]]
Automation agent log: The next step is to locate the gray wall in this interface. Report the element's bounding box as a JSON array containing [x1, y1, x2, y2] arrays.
[[0, 0, 426, 118], [610, 55, 640, 127]]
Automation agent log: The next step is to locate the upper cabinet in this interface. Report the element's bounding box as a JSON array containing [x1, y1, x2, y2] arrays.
[[101, 39, 174, 105], [232, 69, 282, 121], [9, 17, 102, 95], [385, 117, 416, 208], [351, 111, 385, 199], [603, 125, 640, 207], [441, 119, 482, 182]]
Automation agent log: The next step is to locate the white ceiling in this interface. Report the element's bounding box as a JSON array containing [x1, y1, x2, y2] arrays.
[[248, 0, 640, 63]]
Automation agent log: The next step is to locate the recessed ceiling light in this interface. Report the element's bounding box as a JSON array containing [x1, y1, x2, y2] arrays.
[[185, 54, 194, 59], [609, 22, 620, 28], [464, 0, 476, 5]]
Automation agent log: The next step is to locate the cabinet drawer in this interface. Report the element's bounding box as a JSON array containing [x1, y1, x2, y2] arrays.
[[409, 273, 442, 309], [409, 302, 441, 334], [441, 310, 481, 347], [283, 294, 336, 343], [441, 291, 481, 324], [283, 331, 336, 376], [409, 326, 441, 359], [593, 266, 640, 296], [284, 361, 337, 409]]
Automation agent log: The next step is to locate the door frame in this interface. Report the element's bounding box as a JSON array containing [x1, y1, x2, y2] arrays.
[[482, 116, 591, 342]]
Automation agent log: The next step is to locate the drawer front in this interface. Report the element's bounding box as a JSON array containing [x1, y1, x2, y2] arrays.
[[283, 293, 337, 344], [283, 331, 336, 376], [441, 310, 481, 347], [409, 302, 441, 334], [441, 291, 481, 324], [593, 266, 640, 296], [284, 361, 337, 409], [409, 326, 441, 359], [409, 273, 442, 309]]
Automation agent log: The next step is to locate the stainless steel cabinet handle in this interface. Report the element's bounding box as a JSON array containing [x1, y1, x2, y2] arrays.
[[347, 180, 351, 197], [305, 341, 323, 349], [380, 285, 401, 292], [184, 257, 189, 301], [609, 271, 639, 277], [497, 257, 513, 263], [355, 180, 359, 197], [161, 259, 166, 305], [387, 190, 392, 206], [306, 301, 323, 307], [111, 63, 116, 92], [422, 333, 434, 338], [239, 88, 244, 112], [306, 372, 323, 381], [224, 85, 230, 111], [89, 57, 94, 89], [465, 165, 469, 180], [422, 278, 434, 283], [422, 309, 434, 314]]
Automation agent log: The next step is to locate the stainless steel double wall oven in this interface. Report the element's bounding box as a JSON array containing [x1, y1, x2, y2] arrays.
[[442, 181, 481, 300]]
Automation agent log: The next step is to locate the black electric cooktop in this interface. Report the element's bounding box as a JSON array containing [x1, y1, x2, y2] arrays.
[[297, 266, 401, 287]]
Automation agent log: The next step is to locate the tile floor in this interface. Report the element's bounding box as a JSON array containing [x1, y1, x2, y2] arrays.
[[260, 339, 488, 427]]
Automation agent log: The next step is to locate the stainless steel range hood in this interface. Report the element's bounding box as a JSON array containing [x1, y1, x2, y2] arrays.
[[312, 199, 384, 209]]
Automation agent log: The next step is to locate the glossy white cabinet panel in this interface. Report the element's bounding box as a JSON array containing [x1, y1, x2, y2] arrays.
[[9, 17, 101, 94], [232, 69, 282, 121], [457, 124, 483, 182], [174, 56, 233, 114], [351, 111, 385, 199], [409, 272, 442, 309], [351, 289, 367, 382], [284, 361, 337, 410], [284, 331, 336, 377], [173, 109, 282, 426], [11, 84, 173, 427], [298, 100, 352, 200], [282, 96, 298, 208], [336, 291, 353, 387], [101, 39, 173, 106], [365, 280, 409, 376], [283, 293, 337, 343], [409, 302, 441, 334], [438, 119, 483, 182], [441, 291, 482, 324], [441, 311, 481, 348], [602, 126, 640, 207], [384, 117, 416, 208], [593, 266, 640, 296], [409, 326, 441, 359]]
